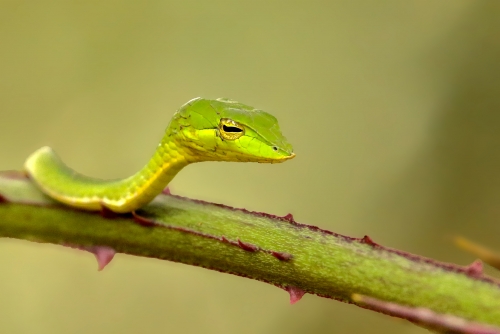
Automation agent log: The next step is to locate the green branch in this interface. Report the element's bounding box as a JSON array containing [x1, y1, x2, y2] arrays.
[[1, 171, 500, 332]]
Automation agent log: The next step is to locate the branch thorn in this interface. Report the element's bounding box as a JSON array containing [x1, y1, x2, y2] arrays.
[[361, 235, 377, 246], [237, 239, 259, 252], [465, 259, 483, 278], [87, 246, 116, 271], [285, 286, 306, 304], [271, 251, 293, 261]]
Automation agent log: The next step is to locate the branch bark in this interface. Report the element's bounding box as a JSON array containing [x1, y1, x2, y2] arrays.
[[1, 171, 499, 332]]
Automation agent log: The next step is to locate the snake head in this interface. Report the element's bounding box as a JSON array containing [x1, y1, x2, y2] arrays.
[[169, 97, 295, 163]]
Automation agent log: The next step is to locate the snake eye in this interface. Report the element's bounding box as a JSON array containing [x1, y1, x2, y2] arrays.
[[219, 118, 244, 140], [223, 125, 243, 133]]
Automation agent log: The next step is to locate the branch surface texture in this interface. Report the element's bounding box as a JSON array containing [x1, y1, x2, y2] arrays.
[[0, 171, 499, 332]]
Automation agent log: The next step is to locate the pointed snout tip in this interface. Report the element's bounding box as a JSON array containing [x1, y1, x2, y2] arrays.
[[280, 152, 296, 161], [268, 152, 295, 164]]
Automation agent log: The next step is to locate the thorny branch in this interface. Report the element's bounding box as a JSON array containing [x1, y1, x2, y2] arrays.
[[0, 171, 499, 333]]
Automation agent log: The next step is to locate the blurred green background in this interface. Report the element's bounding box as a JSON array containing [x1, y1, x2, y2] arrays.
[[1, 1, 500, 333]]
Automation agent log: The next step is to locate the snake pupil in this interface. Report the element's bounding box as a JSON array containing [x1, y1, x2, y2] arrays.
[[223, 125, 242, 133]]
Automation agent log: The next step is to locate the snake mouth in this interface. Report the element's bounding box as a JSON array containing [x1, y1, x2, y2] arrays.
[[269, 152, 295, 163]]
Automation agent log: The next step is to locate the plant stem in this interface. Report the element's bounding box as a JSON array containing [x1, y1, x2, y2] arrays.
[[1, 171, 500, 329]]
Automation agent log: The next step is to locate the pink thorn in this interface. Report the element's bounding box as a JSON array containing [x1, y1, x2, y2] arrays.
[[162, 187, 171, 195], [86, 246, 116, 271], [286, 286, 306, 304], [465, 259, 483, 278], [64, 244, 116, 271], [361, 235, 377, 246], [283, 213, 294, 221], [271, 251, 293, 261], [237, 239, 259, 252]]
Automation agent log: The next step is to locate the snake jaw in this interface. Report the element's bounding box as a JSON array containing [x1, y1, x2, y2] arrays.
[[268, 153, 295, 164]]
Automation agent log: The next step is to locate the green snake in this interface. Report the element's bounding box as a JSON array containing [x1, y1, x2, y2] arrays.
[[24, 97, 295, 213]]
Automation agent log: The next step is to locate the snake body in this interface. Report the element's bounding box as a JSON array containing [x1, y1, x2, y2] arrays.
[[24, 98, 294, 213]]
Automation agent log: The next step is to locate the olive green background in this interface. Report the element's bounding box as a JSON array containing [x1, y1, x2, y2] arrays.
[[1, 1, 500, 333]]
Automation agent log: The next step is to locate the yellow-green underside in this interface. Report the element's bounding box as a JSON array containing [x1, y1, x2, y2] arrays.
[[24, 139, 192, 213]]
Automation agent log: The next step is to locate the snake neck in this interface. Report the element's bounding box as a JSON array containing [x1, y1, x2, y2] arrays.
[[110, 137, 196, 212]]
